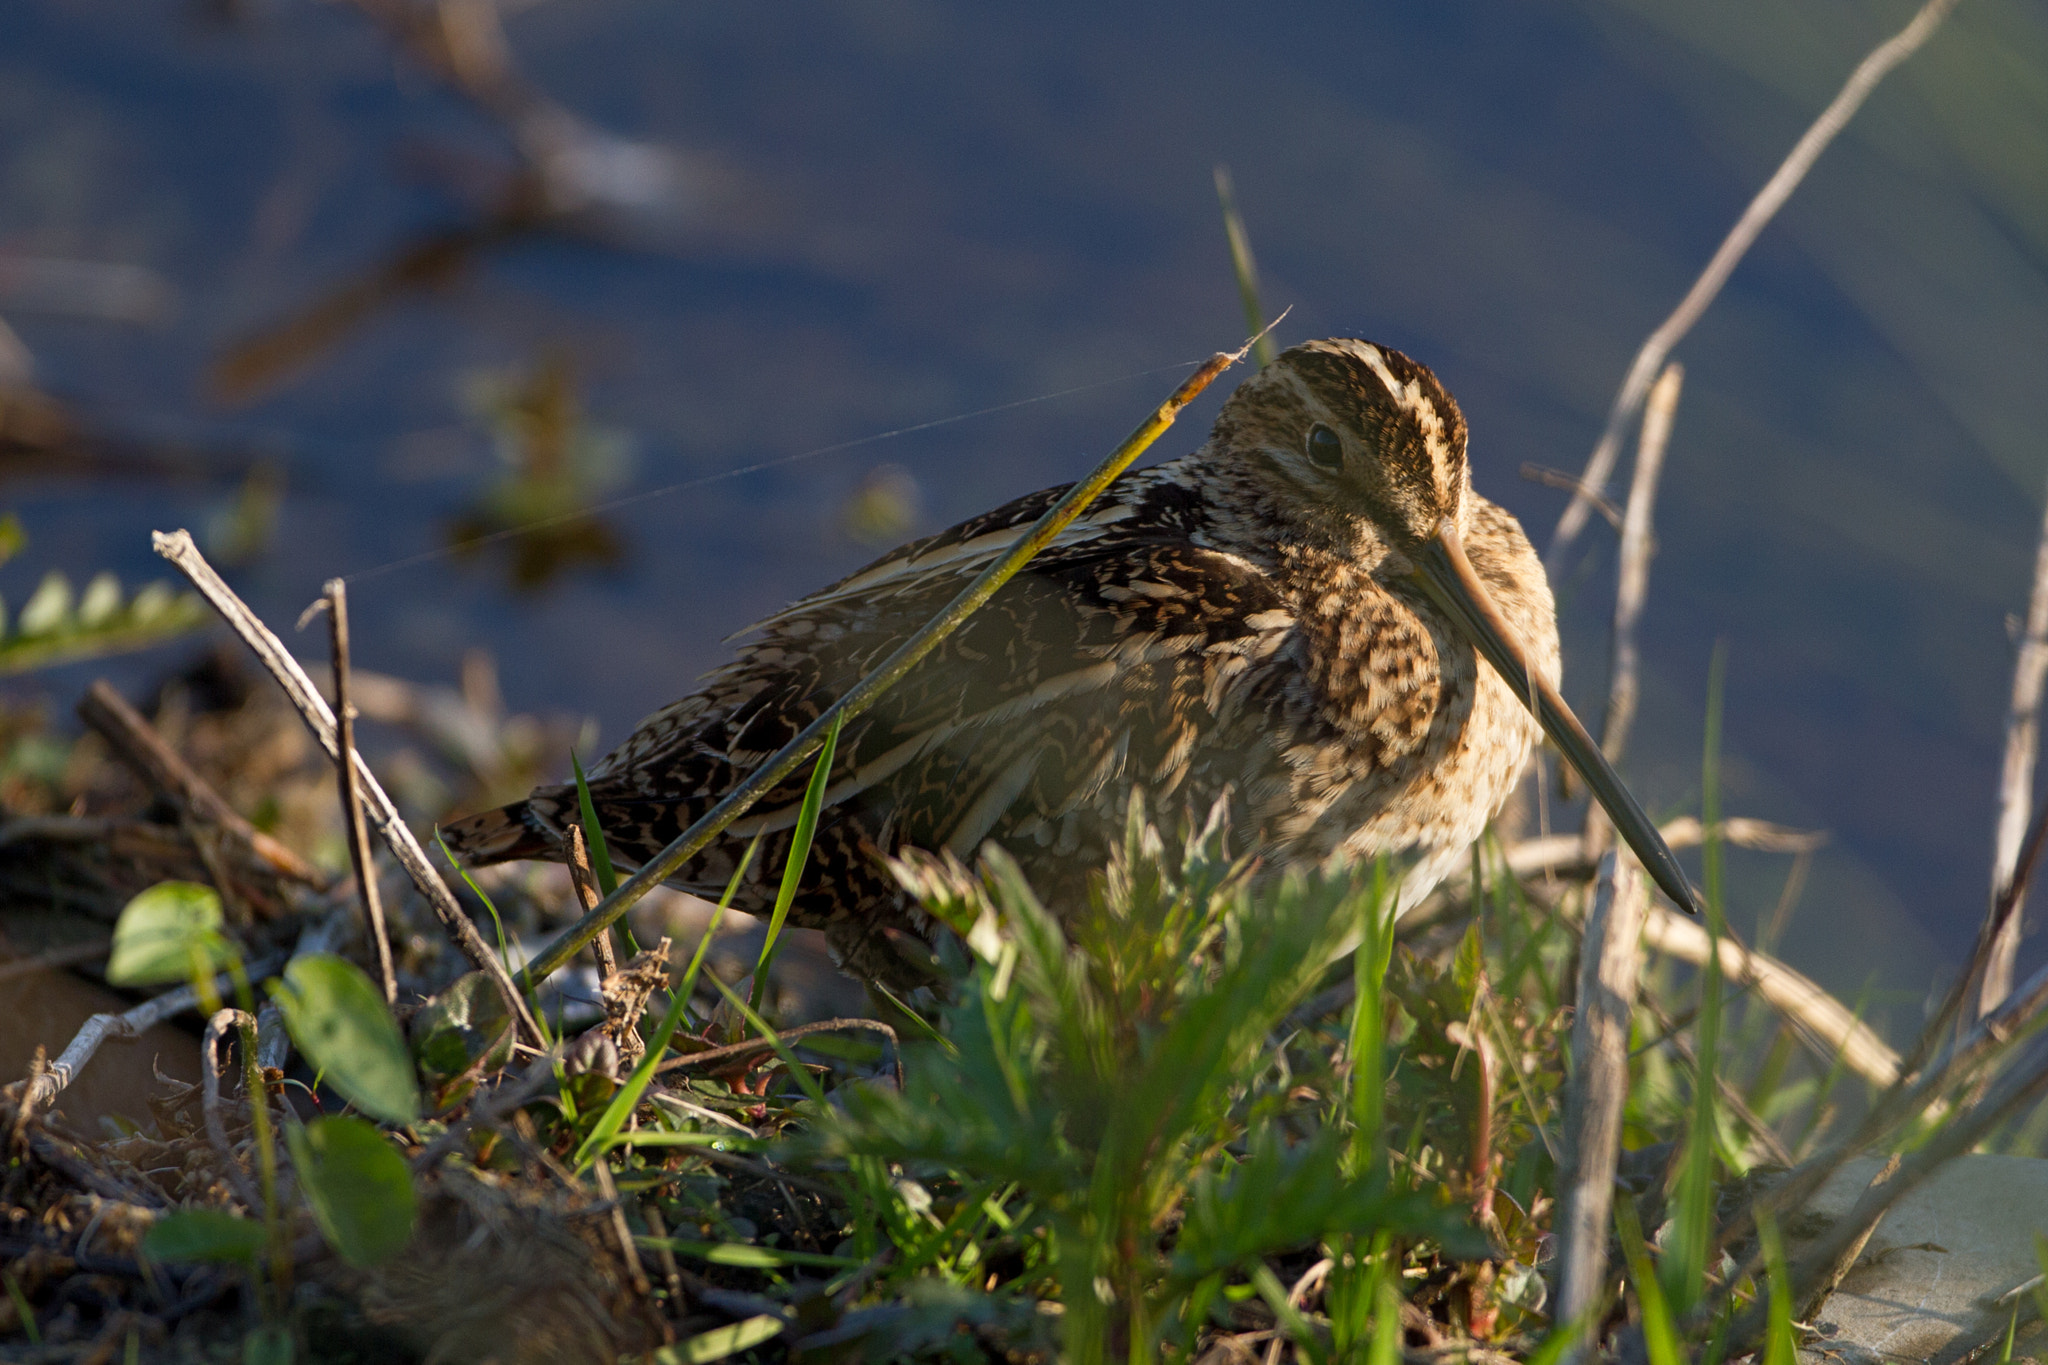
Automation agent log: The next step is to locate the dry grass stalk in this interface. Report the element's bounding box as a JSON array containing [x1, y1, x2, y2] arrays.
[[1796, 1153, 1900, 1322], [588, 1156, 651, 1301], [321, 579, 398, 1004], [1981, 472, 2048, 1014], [1546, 0, 1966, 572], [153, 529, 544, 1047], [1551, 853, 1648, 1353], [564, 822, 617, 983]]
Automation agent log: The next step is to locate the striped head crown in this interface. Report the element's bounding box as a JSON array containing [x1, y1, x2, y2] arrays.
[[1209, 338, 1472, 550]]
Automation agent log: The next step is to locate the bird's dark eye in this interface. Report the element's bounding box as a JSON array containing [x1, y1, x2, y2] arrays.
[[1305, 424, 1343, 469]]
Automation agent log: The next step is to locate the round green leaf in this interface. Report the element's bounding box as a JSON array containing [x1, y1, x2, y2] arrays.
[[107, 881, 232, 987], [285, 1115, 417, 1268], [270, 954, 421, 1123], [409, 970, 515, 1108], [142, 1208, 265, 1265]]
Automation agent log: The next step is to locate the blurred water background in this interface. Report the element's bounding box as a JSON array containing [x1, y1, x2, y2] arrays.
[[6, 0, 2047, 1032]]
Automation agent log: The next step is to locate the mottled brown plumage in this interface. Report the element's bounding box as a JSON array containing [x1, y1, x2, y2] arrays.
[[443, 339, 1561, 985]]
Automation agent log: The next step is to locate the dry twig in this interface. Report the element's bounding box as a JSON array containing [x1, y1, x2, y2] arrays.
[[1552, 854, 1648, 1354], [1981, 471, 2048, 1014], [317, 579, 398, 1004], [1547, 0, 1966, 572], [1505, 816, 1826, 885], [654, 1018, 902, 1090], [1584, 362, 1682, 862], [564, 822, 618, 983], [153, 529, 543, 1047], [1600, 362, 1681, 770], [1635, 901, 1900, 1087], [17, 957, 282, 1112]]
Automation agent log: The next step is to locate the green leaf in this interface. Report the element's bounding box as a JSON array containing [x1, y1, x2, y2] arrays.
[[409, 970, 515, 1109], [78, 573, 121, 629], [286, 1115, 417, 1268], [270, 955, 421, 1123], [17, 571, 70, 636], [142, 1209, 266, 1265], [107, 882, 233, 987]]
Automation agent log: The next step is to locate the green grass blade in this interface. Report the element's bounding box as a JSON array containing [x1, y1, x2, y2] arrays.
[[3, 1271, 40, 1346], [436, 832, 552, 1048], [1617, 1199, 1685, 1365], [1368, 1259, 1402, 1365], [1759, 1212, 1797, 1365], [654, 1314, 784, 1364], [570, 753, 619, 896], [1348, 862, 1394, 1165], [1665, 644, 1729, 1316], [748, 712, 842, 1013], [1251, 1263, 1318, 1362], [635, 1237, 859, 1270], [570, 752, 637, 955]]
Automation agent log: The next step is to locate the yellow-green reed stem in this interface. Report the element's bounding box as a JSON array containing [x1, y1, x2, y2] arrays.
[[517, 339, 1258, 989]]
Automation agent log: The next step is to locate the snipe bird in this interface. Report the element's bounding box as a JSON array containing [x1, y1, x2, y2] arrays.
[[444, 338, 1696, 985]]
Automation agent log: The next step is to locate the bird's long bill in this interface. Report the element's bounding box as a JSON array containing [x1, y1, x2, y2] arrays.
[[1411, 525, 1704, 917]]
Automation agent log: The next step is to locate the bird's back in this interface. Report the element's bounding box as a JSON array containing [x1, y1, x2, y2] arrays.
[[441, 456, 1556, 986]]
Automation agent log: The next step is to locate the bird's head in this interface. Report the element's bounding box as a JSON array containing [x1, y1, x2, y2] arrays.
[[1204, 335, 1706, 920], [1212, 337, 1471, 553]]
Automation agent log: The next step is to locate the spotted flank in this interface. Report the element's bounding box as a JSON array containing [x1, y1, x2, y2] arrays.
[[440, 339, 1561, 988]]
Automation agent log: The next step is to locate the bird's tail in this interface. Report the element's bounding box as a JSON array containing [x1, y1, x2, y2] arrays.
[[439, 794, 566, 866]]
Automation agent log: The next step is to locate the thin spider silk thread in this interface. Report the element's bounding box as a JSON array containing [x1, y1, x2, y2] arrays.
[[338, 357, 1210, 587]]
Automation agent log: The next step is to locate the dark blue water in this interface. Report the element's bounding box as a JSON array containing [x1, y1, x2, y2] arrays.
[[8, 0, 2048, 1024]]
